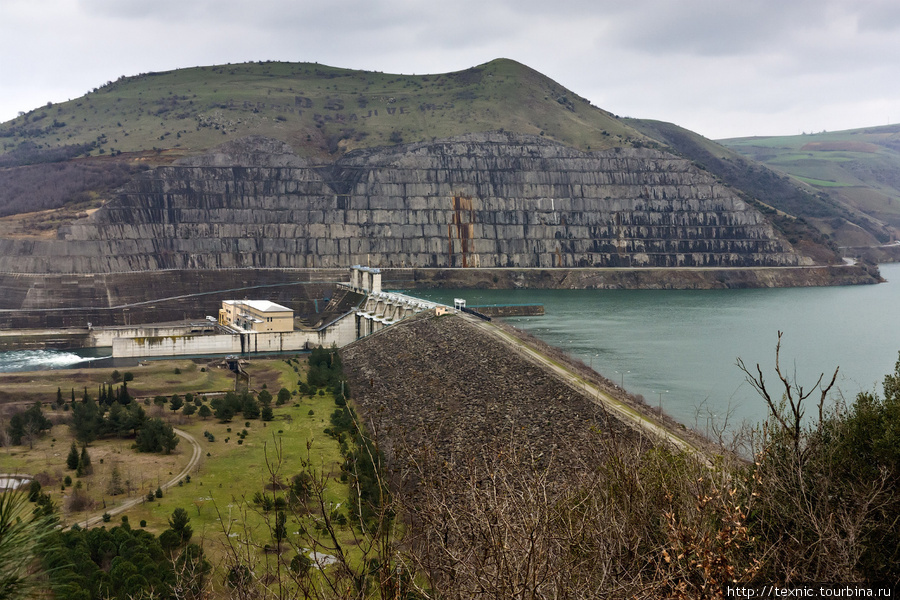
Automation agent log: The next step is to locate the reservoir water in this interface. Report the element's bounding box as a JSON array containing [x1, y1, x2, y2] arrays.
[[3, 265, 900, 434], [406, 263, 900, 433]]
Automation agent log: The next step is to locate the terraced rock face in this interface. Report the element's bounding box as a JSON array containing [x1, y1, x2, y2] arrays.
[[0, 132, 808, 275]]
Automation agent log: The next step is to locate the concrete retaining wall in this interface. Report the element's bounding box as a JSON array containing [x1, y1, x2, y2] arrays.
[[474, 305, 544, 317], [91, 325, 215, 347]]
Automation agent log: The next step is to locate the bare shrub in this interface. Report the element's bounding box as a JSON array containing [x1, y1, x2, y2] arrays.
[[737, 332, 900, 583], [392, 426, 760, 599], [33, 471, 53, 486], [65, 488, 95, 513]]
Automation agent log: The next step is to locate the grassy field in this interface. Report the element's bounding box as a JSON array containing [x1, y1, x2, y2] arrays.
[[720, 124, 900, 232], [1, 355, 362, 590], [0, 358, 236, 405]]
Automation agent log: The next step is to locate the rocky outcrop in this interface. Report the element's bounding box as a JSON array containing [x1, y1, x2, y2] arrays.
[[0, 132, 809, 275], [383, 264, 880, 290]]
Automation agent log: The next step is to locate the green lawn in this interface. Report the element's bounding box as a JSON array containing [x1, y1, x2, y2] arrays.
[[120, 357, 357, 569], [792, 175, 849, 187], [2, 355, 364, 588]]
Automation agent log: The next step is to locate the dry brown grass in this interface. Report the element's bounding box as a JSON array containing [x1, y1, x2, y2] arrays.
[[0, 358, 235, 406], [1, 421, 188, 525]]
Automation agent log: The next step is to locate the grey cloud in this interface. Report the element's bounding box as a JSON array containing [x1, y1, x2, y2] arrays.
[[0, 0, 898, 138]]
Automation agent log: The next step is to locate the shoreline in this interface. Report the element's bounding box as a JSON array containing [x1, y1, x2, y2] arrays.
[[0, 265, 879, 329], [383, 264, 881, 290], [480, 316, 725, 460]]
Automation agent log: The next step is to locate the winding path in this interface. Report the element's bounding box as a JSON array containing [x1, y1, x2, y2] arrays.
[[74, 428, 202, 529]]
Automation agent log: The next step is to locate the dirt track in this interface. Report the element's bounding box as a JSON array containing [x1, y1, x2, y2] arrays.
[[73, 427, 202, 529]]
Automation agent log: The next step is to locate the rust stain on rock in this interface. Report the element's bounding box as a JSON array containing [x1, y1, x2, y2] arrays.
[[449, 194, 476, 267]]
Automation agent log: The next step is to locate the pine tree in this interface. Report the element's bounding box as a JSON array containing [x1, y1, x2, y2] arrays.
[[66, 442, 79, 470], [168, 507, 193, 544], [78, 446, 92, 474], [241, 392, 260, 420], [274, 510, 287, 545], [258, 389, 273, 406], [118, 381, 132, 405], [107, 465, 124, 495], [0, 489, 57, 599], [70, 397, 100, 445], [277, 387, 291, 406]]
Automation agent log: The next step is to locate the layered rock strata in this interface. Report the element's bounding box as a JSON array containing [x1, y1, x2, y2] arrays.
[[0, 132, 808, 275]]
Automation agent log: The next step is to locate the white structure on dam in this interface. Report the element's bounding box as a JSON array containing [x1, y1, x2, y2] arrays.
[[355, 291, 440, 337], [110, 266, 448, 358]]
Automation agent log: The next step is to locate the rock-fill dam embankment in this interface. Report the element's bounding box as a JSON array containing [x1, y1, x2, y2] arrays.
[[339, 311, 642, 475]]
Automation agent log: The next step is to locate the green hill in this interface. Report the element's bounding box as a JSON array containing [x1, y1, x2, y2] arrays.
[[0, 59, 645, 163], [720, 124, 900, 247], [627, 119, 893, 254], [0, 58, 886, 261]]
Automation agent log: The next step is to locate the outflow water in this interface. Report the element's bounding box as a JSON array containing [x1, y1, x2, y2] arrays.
[[0, 348, 109, 372], [406, 263, 900, 433]]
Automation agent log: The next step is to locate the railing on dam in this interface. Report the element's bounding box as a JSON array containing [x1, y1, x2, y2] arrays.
[[355, 291, 446, 337]]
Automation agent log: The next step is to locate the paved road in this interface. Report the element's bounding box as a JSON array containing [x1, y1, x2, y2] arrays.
[[74, 427, 202, 529], [463, 314, 712, 463]]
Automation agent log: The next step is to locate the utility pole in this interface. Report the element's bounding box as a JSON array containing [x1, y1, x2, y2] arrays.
[[657, 390, 668, 413]]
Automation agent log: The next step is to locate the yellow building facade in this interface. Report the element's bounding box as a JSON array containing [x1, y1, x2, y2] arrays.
[[219, 300, 293, 333]]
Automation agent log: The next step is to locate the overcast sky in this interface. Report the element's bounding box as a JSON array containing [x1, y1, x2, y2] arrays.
[[2, 0, 898, 140]]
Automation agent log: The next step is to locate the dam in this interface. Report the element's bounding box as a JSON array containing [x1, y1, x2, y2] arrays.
[[109, 266, 447, 358], [0, 266, 544, 361]]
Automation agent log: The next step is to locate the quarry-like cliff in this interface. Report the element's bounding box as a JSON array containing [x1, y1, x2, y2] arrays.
[[0, 132, 810, 275]]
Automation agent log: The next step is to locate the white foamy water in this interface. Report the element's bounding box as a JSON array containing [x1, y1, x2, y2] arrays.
[[0, 349, 109, 372]]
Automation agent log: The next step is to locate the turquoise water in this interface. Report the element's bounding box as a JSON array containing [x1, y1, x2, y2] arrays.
[[405, 263, 900, 432]]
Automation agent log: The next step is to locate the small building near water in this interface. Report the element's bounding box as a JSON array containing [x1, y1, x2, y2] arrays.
[[219, 300, 293, 333]]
